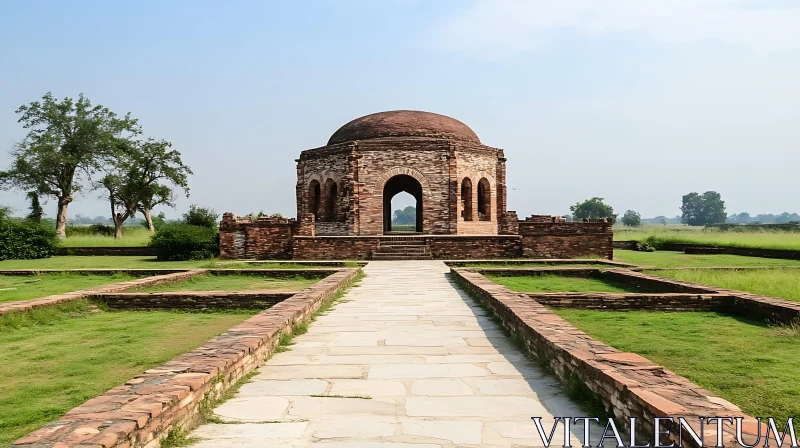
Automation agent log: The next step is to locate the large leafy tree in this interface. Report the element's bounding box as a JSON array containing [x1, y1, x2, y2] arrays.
[[621, 210, 642, 227], [98, 138, 191, 237], [0, 93, 140, 237], [681, 191, 726, 226], [392, 206, 416, 225], [570, 197, 617, 222]]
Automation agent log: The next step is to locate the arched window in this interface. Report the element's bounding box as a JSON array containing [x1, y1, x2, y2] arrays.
[[325, 179, 338, 222], [461, 178, 473, 221], [308, 180, 321, 220], [477, 178, 491, 221]]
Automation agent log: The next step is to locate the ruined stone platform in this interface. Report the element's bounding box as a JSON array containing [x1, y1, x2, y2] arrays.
[[189, 261, 589, 447]]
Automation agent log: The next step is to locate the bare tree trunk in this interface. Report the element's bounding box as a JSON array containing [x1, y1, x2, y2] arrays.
[[55, 195, 72, 239], [143, 208, 155, 232], [114, 217, 124, 239]]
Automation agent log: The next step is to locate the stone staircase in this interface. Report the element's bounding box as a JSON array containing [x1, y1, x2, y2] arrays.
[[372, 237, 432, 260]]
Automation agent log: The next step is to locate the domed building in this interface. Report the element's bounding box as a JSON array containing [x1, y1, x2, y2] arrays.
[[220, 110, 613, 260], [297, 110, 507, 236]]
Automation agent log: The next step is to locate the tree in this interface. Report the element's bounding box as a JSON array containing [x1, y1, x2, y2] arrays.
[[570, 197, 617, 222], [0, 92, 139, 238], [97, 138, 192, 237], [183, 205, 219, 229], [392, 206, 416, 225], [681, 191, 726, 226], [621, 210, 641, 227], [26, 191, 44, 223], [132, 139, 191, 232]]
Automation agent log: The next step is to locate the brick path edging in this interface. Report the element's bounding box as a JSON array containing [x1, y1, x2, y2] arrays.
[[92, 290, 295, 310], [450, 268, 763, 447], [0, 270, 208, 316], [606, 269, 800, 323], [13, 267, 360, 448]]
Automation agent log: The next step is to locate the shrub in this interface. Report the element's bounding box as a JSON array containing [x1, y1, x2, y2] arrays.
[[0, 218, 59, 261], [183, 205, 219, 229], [148, 223, 218, 261]]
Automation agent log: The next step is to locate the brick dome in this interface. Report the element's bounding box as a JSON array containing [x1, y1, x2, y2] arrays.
[[328, 110, 480, 145]]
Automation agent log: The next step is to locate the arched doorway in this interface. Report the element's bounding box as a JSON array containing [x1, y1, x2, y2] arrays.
[[382, 174, 422, 233]]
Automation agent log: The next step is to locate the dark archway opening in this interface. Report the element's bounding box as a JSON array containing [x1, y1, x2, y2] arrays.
[[461, 177, 473, 221], [383, 174, 422, 233], [324, 179, 338, 222], [308, 180, 321, 220], [477, 177, 491, 221]]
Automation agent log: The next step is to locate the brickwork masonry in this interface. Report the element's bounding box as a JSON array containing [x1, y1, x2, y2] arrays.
[[0, 270, 207, 316]]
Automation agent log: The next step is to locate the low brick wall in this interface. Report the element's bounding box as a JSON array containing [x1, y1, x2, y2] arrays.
[[519, 221, 613, 259], [451, 269, 760, 447], [57, 247, 157, 256], [0, 269, 193, 276], [529, 292, 728, 311], [14, 268, 360, 448], [293, 236, 381, 260], [615, 240, 800, 261], [93, 291, 294, 310], [445, 258, 636, 268], [0, 270, 206, 316], [427, 235, 521, 259], [207, 268, 337, 279], [603, 269, 717, 293], [611, 269, 800, 323]]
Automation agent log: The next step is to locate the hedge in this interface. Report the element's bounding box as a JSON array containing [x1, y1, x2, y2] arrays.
[[0, 218, 59, 261], [148, 223, 219, 261]]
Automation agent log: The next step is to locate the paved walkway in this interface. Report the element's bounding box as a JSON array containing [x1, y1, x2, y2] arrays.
[[190, 261, 585, 447]]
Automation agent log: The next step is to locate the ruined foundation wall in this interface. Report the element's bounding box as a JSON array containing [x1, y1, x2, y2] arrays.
[[518, 219, 613, 259], [219, 214, 296, 259]]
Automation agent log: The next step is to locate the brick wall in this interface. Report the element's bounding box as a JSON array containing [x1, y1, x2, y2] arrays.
[[427, 236, 521, 259], [94, 291, 293, 310], [219, 213, 296, 259], [518, 219, 613, 259], [528, 292, 728, 311], [293, 236, 381, 260]]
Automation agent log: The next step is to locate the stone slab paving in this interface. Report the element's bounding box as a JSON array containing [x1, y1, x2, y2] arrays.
[[190, 261, 591, 448]]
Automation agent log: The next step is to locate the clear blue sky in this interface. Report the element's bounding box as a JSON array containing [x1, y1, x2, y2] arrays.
[[2, 0, 799, 220]]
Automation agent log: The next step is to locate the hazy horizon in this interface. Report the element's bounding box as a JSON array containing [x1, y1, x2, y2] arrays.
[[2, 1, 799, 222]]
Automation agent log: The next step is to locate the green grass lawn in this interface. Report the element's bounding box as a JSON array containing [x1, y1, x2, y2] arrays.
[[614, 225, 800, 251], [614, 250, 800, 268], [554, 310, 800, 432], [135, 274, 319, 292], [487, 274, 637, 293], [648, 268, 800, 302], [0, 273, 139, 303], [0, 256, 212, 270], [62, 227, 152, 247], [0, 301, 255, 446]]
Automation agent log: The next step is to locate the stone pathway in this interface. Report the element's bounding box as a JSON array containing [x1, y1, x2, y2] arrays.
[[190, 261, 588, 447]]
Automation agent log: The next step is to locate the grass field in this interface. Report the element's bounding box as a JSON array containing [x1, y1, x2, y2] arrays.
[[487, 274, 637, 293], [135, 274, 318, 292], [614, 250, 800, 267], [615, 225, 800, 251], [0, 256, 212, 270], [0, 273, 138, 303], [554, 310, 800, 432], [0, 301, 255, 446], [648, 268, 800, 302], [62, 227, 152, 247]]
